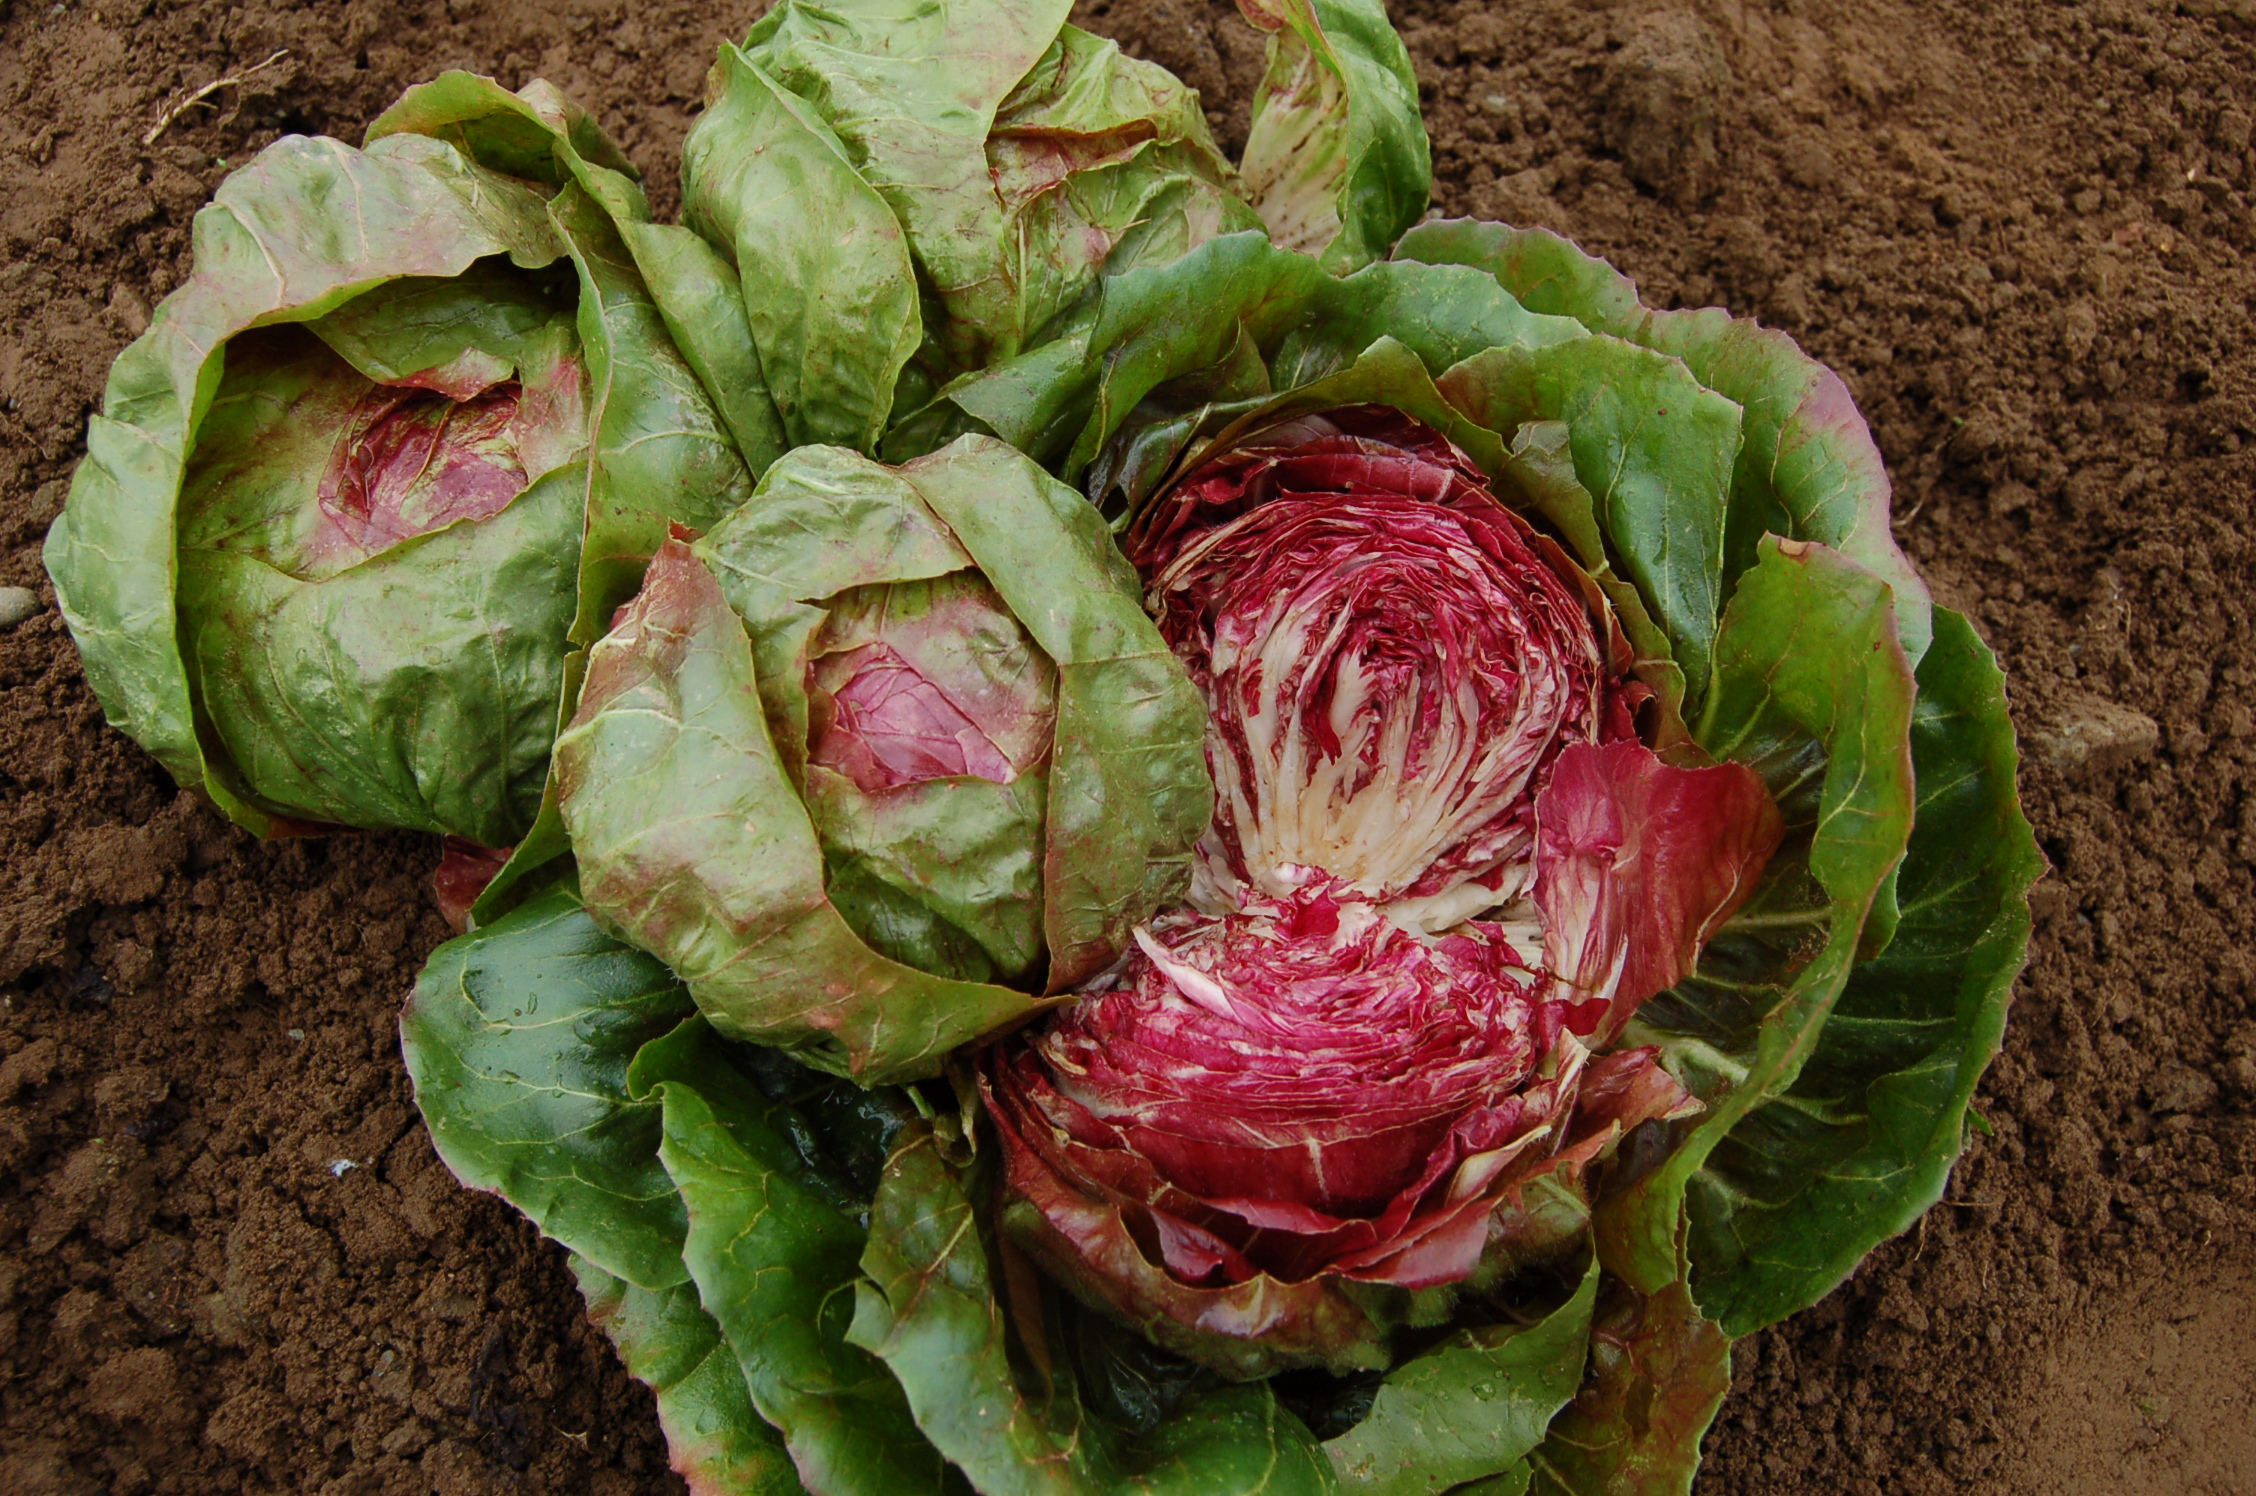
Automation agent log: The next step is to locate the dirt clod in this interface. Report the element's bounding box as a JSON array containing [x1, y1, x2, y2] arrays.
[[2031, 691, 2163, 774], [1599, 13, 1734, 205]]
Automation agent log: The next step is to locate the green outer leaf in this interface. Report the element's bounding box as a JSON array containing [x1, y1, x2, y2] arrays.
[[1452, 1468, 1532, 1496], [366, 78, 761, 625], [1435, 337, 1740, 704], [1391, 220, 1643, 338], [744, 0, 1068, 360], [553, 540, 1054, 1083], [1682, 608, 2039, 1335], [179, 461, 582, 846], [1598, 540, 1917, 1296], [400, 884, 696, 1290], [846, 1125, 1339, 1496], [889, 231, 1326, 474], [901, 438, 1212, 989], [1524, 1276, 1731, 1496], [549, 183, 757, 646], [1392, 218, 1931, 664], [570, 1255, 808, 1496], [468, 657, 583, 929], [986, 25, 1258, 325], [814, 768, 1051, 984], [43, 129, 566, 836], [380, 79, 757, 906], [300, 260, 574, 392], [1490, 421, 1690, 741], [651, 1064, 950, 1496], [1237, 0, 1430, 273], [1324, 1255, 1599, 1496], [1067, 233, 1330, 478], [684, 43, 921, 453], [370, 72, 792, 484], [1273, 261, 1584, 386], [615, 220, 790, 479], [368, 71, 647, 204]]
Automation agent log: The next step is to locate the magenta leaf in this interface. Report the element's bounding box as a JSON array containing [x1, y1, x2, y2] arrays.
[[1533, 740, 1783, 1043]]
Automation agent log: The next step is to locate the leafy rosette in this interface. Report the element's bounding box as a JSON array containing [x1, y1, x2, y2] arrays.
[[42, 74, 757, 907], [680, 0, 1429, 456], [398, 5, 2039, 1495], [876, 139, 2036, 1496], [551, 436, 1210, 1083]]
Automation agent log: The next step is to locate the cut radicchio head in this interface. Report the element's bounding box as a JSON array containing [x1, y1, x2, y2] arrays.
[[980, 406, 1785, 1370], [1133, 406, 1640, 932], [981, 885, 1702, 1377]]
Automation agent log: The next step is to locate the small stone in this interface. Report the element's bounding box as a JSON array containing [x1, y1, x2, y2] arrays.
[[0, 586, 40, 629], [1479, 92, 1512, 116], [2029, 692, 2160, 775]]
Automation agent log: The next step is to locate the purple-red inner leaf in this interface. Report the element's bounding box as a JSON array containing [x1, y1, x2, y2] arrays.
[[810, 642, 1020, 792], [1138, 407, 1615, 926], [306, 381, 529, 571], [989, 890, 1584, 1292]]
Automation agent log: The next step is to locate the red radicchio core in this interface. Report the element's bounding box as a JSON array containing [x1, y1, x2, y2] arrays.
[[1134, 407, 1631, 931], [980, 407, 1786, 1374], [981, 886, 1701, 1376]]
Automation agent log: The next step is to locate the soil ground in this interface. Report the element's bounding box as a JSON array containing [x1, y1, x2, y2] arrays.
[[2, 1, 2252, 1493]]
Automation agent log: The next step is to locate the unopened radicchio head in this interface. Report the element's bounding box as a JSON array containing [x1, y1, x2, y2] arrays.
[[981, 885, 1701, 1376], [805, 572, 1056, 797], [1133, 406, 1636, 932]]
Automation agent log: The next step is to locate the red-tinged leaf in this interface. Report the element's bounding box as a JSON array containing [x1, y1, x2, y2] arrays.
[[1524, 1276, 1730, 1496], [555, 537, 1052, 1083], [1533, 740, 1783, 1042], [431, 837, 513, 932]]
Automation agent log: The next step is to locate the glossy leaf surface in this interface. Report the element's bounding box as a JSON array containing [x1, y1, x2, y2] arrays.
[[402, 885, 696, 1289], [572, 1256, 809, 1496], [849, 1125, 1340, 1496]]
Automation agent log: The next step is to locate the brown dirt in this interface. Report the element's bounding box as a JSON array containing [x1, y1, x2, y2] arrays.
[[2, 1, 2252, 1493]]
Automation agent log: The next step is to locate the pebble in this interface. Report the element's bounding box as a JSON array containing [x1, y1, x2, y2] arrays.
[[2030, 692, 2160, 774], [0, 585, 41, 629]]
